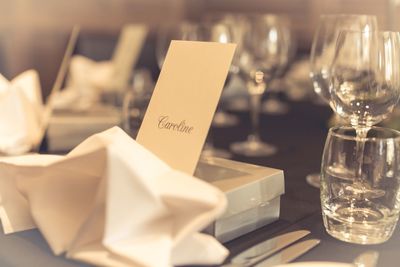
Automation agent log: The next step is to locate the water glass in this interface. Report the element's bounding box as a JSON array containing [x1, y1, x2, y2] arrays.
[[321, 126, 400, 244]]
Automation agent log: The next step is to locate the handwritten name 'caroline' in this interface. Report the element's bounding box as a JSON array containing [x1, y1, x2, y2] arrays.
[[158, 116, 194, 134]]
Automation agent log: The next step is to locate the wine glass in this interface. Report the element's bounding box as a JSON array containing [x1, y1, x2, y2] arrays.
[[201, 14, 246, 159], [202, 14, 241, 128], [261, 16, 295, 115], [155, 21, 203, 70], [306, 14, 378, 188], [156, 20, 233, 158], [330, 30, 400, 195], [230, 14, 290, 157]]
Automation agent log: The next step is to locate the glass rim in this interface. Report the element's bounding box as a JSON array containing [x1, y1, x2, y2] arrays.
[[319, 14, 377, 19], [329, 126, 400, 142], [337, 29, 399, 35]]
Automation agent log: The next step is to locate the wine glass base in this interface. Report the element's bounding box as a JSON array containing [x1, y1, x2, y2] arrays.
[[225, 98, 249, 112], [306, 173, 321, 188], [212, 111, 239, 127], [261, 98, 289, 115], [201, 146, 232, 159], [230, 140, 277, 157]]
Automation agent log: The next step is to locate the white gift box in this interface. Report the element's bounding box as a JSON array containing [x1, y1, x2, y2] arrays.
[[47, 105, 121, 152], [196, 157, 285, 243]]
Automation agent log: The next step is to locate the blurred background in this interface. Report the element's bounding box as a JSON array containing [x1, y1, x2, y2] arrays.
[[0, 0, 399, 98]]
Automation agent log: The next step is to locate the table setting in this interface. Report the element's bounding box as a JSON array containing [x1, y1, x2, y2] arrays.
[[0, 10, 400, 267]]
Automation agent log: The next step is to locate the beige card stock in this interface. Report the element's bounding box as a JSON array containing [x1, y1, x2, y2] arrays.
[[136, 41, 236, 174]]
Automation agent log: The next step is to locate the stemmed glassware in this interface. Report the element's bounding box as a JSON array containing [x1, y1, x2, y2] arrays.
[[230, 14, 290, 157], [307, 14, 378, 187], [156, 21, 202, 69], [261, 16, 294, 115], [156, 20, 238, 158], [329, 30, 400, 195], [202, 14, 241, 128]]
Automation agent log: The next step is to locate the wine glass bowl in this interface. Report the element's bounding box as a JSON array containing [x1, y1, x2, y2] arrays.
[[230, 14, 290, 157], [330, 30, 400, 129], [310, 14, 378, 106], [306, 14, 378, 188], [202, 14, 242, 128], [155, 21, 203, 70]]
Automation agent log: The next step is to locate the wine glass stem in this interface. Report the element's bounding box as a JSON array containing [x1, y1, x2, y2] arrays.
[[249, 93, 262, 142], [355, 127, 370, 180]]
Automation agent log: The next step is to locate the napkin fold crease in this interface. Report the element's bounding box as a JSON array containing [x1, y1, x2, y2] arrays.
[[0, 70, 43, 155], [0, 127, 228, 267]]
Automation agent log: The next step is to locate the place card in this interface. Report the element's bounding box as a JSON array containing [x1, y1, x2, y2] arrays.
[[136, 40, 236, 174]]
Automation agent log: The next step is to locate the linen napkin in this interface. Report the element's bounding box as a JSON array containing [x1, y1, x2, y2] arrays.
[[0, 126, 228, 267], [52, 55, 113, 111], [0, 70, 44, 155], [53, 24, 148, 111]]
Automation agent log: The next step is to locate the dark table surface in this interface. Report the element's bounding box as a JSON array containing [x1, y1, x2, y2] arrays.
[[1, 96, 399, 266]]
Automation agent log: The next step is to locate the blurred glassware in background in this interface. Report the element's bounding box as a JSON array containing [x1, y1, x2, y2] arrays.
[[306, 14, 378, 188], [261, 15, 295, 115], [321, 126, 400, 245], [156, 21, 203, 70], [202, 14, 241, 128], [284, 57, 314, 101], [156, 18, 241, 159], [122, 68, 155, 138], [230, 14, 290, 157]]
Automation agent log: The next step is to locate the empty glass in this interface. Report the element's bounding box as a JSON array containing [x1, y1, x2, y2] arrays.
[[307, 14, 378, 188], [330, 30, 400, 194], [122, 69, 155, 138], [330, 30, 400, 131], [321, 126, 400, 244], [261, 16, 294, 115], [156, 21, 203, 69], [202, 14, 240, 128], [230, 14, 290, 157]]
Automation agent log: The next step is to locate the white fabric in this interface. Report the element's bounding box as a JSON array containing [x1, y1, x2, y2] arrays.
[[0, 70, 43, 155], [52, 55, 112, 111], [0, 126, 228, 267], [53, 24, 148, 112]]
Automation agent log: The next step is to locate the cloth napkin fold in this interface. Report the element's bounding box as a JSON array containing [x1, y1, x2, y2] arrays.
[[0, 126, 228, 267], [52, 55, 112, 111], [0, 70, 44, 155], [53, 24, 148, 112]]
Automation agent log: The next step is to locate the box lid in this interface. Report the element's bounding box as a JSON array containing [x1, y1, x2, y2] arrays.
[[195, 157, 284, 219]]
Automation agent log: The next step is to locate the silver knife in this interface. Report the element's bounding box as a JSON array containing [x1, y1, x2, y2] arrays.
[[353, 250, 379, 267], [254, 239, 321, 267], [231, 230, 310, 264]]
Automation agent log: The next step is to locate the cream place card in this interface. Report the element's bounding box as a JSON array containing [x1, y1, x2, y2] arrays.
[[136, 41, 236, 174]]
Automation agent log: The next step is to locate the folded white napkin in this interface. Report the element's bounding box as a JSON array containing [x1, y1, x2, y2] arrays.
[[52, 55, 112, 111], [0, 70, 44, 155], [0, 127, 228, 267], [54, 24, 148, 111]]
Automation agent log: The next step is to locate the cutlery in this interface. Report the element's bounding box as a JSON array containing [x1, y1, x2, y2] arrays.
[[253, 239, 321, 267], [353, 250, 379, 267], [231, 230, 310, 265], [221, 230, 310, 267]]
